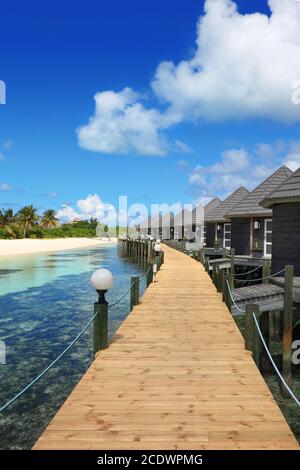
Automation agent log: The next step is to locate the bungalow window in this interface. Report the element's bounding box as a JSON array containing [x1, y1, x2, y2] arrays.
[[203, 224, 207, 246], [264, 219, 272, 257], [223, 223, 231, 249]]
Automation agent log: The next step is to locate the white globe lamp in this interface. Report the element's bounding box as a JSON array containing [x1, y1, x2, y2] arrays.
[[91, 268, 113, 304]]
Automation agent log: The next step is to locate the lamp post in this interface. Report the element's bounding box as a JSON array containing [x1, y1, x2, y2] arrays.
[[90, 268, 113, 356]]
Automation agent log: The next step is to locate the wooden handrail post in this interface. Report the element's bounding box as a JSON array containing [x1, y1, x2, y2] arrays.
[[93, 301, 108, 357], [212, 264, 218, 288], [262, 259, 271, 284], [252, 305, 261, 369], [245, 304, 256, 351], [216, 266, 222, 293], [130, 276, 140, 311], [228, 270, 234, 291], [224, 273, 230, 308], [146, 264, 153, 287], [221, 269, 226, 302], [281, 265, 294, 397], [230, 248, 235, 278]]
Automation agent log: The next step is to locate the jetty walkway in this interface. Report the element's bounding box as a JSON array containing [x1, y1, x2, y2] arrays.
[[34, 245, 299, 450]]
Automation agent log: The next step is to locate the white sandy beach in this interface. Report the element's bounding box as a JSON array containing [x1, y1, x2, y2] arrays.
[[0, 238, 117, 257]]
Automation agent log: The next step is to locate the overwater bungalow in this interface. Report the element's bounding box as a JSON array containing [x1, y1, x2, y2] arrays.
[[139, 215, 151, 238], [202, 197, 222, 246], [139, 213, 162, 239], [260, 167, 300, 275], [150, 213, 162, 240], [161, 211, 174, 240], [226, 166, 292, 259], [204, 187, 249, 248], [173, 208, 193, 241], [193, 205, 205, 243]]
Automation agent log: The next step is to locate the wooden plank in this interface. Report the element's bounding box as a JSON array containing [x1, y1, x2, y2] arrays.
[[33, 245, 299, 451]]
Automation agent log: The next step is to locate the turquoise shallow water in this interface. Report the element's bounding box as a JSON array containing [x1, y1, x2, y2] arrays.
[[0, 244, 146, 449]]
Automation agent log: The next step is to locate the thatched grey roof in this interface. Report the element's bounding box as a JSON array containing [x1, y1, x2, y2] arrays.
[[226, 166, 293, 218], [204, 197, 222, 217], [205, 187, 249, 223], [260, 167, 300, 208]]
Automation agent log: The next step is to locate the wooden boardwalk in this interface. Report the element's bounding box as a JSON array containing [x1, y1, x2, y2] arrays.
[[34, 245, 299, 450]]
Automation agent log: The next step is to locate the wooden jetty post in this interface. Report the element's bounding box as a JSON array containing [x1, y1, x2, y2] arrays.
[[146, 264, 153, 287], [245, 304, 255, 351], [212, 264, 218, 289], [230, 248, 235, 278], [93, 302, 108, 356], [282, 265, 294, 397], [251, 305, 261, 368], [262, 259, 271, 284], [130, 276, 140, 311]]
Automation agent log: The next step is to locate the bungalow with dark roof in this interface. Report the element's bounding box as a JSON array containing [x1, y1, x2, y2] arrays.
[[202, 197, 222, 246], [226, 166, 293, 258], [161, 211, 174, 240], [173, 208, 193, 241], [260, 167, 300, 275], [204, 188, 249, 248], [139, 213, 162, 239]]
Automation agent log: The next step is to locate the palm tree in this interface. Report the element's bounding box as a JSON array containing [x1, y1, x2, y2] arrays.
[[0, 208, 14, 227], [18, 205, 39, 238], [41, 209, 58, 229]]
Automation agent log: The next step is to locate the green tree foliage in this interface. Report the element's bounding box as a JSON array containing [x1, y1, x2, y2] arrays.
[[0, 206, 128, 239]]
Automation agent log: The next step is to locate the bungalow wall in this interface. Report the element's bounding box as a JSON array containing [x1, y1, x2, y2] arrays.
[[162, 225, 174, 240], [231, 218, 251, 256], [205, 223, 216, 247], [252, 217, 270, 258], [216, 224, 224, 246], [272, 202, 300, 276]]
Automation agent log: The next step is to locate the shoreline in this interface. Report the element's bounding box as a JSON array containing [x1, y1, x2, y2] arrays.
[[0, 237, 117, 258]]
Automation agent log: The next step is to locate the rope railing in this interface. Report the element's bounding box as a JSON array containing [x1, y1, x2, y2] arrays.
[[226, 279, 246, 313], [233, 264, 263, 277], [226, 280, 300, 407], [0, 266, 153, 413], [108, 281, 135, 308], [140, 264, 152, 281], [234, 268, 286, 283], [252, 313, 300, 407], [0, 308, 100, 414]]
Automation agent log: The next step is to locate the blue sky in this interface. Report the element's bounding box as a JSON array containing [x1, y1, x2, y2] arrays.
[[0, 0, 300, 221]]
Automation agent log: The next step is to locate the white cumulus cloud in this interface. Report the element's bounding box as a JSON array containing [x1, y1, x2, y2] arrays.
[[152, 0, 300, 122], [77, 87, 174, 156], [57, 194, 117, 225], [77, 0, 300, 156], [189, 140, 300, 198]]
